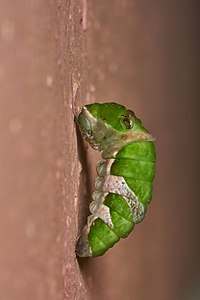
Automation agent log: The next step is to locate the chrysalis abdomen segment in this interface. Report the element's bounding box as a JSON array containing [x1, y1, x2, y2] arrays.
[[99, 141, 155, 204], [88, 193, 135, 257], [112, 141, 156, 204], [87, 141, 155, 257]]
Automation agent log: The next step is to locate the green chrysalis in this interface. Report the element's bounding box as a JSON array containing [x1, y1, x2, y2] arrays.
[[76, 102, 156, 257]]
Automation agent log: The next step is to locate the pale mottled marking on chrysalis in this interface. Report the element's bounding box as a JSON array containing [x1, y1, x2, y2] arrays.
[[76, 102, 156, 257], [89, 193, 114, 228]]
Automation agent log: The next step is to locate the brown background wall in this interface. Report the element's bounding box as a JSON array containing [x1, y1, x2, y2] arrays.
[[0, 1, 199, 300]]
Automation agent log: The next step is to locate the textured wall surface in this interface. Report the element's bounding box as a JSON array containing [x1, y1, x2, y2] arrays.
[[0, 1, 199, 300]]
